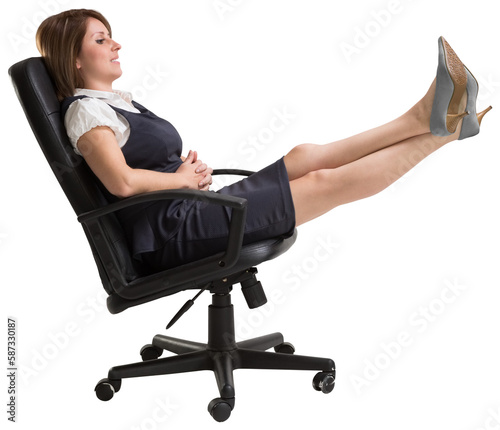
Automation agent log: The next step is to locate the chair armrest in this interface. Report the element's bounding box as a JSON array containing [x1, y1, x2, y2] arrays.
[[77, 189, 246, 223], [212, 169, 255, 177], [77, 188, 248, 299]]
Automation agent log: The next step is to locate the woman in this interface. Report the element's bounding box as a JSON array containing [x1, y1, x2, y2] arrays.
[[36, 9, 491, 271]]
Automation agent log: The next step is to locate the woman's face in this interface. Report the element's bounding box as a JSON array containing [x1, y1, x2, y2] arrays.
[[76, 18, 122, 91]]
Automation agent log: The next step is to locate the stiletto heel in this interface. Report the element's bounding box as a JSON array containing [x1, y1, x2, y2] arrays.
[[477, 106, 492, 126], [458, 63, 493, 140], [430, 36, 468, 136]]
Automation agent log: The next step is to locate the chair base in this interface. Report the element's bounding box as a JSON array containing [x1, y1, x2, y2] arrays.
[[95, 291, 335, 422]]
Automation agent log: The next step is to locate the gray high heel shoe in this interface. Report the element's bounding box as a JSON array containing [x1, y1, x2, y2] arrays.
[[430, 36, 469, 136], [458, 65, 493, 140]]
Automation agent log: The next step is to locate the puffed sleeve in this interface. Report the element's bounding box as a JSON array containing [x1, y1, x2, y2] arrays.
[[64, 97, 128, 155]]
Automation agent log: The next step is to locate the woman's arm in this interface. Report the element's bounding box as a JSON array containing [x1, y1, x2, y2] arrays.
[[77, 126, 212, 198]]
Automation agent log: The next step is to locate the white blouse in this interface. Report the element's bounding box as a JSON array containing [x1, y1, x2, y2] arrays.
[[63, 88, 139, 155]]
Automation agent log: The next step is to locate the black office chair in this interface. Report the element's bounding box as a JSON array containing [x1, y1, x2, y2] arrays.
[[9, 57, 335, 422]]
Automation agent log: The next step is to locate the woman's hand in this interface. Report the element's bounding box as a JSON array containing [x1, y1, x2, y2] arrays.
[[177, 150, 213, 191]]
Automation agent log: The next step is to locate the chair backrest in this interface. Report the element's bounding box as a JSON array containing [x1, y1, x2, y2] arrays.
[[9, 57, 145, 293]]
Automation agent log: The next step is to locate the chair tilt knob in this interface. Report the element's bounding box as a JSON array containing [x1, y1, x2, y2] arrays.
[[241, 275, 267, 309]]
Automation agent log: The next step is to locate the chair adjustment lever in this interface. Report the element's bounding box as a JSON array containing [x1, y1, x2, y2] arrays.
[[166, 285, 209, 329]]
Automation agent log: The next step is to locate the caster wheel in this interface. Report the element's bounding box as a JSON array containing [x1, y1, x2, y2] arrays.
[[274, 342, 295, 354], [140, 344, 163, 361], [208, 398, 233, 422], [312, 372, 335, 394], [95, 378, 121, 401]]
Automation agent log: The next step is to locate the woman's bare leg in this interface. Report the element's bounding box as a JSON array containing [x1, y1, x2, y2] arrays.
[[285, 79, 436, 181], [289, 126, 461, 226]]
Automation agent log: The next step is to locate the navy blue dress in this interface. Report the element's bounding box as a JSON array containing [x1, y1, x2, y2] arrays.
[[61, 97, 295, 270]]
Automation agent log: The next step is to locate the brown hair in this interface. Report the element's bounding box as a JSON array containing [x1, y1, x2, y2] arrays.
[[36, 9, 112, 100]]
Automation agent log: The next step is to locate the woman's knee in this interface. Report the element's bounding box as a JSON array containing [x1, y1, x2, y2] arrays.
[[284, 143, 320, 180], [302, 168, 335, 190], [289, 143, 318, 159]]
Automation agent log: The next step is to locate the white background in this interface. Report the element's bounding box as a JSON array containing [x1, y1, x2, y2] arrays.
[[1, 0, 499, 428]]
